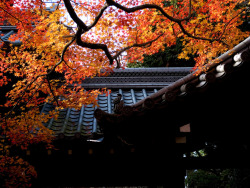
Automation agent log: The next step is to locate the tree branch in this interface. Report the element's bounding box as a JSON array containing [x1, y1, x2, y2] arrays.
[[46, 77, 59, 106], [177, 22, 214, 42], [64, 0, 215, 66], [47, 35, 76, 74], [88, 3, 109, 29], [0, 6, 24, 26], [63, 0, 232, 68], [1, 35, 76, 120], [75, 27, 114, 65], [105, 0, 229, 45], [63, 0, 114, 64], [106, 0, 192, 22], [111, 33, 164, 68], [64, 0, 109, 32], [218, 7, 249, 41], [113, 33, 164, 60], [63, 0, 88, 31], [24, 79, 46, 107], [177, 22, 229, 46]]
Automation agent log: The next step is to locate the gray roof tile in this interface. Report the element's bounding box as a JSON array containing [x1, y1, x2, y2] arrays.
[[41, 88, 168, 138], [41, 67, 191, 138]]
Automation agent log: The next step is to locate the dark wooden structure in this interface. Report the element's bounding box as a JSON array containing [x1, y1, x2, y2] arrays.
[[27, 68, 191, 187], [92, 37, 250, 187], [33, 36, 250, 187]]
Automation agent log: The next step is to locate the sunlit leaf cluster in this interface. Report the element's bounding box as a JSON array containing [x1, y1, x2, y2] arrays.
[[0, 0, 249, 186]]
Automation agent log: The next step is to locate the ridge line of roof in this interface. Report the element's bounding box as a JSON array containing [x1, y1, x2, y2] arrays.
[[0, 26, 17, 30], [110, 67, 193, 73]]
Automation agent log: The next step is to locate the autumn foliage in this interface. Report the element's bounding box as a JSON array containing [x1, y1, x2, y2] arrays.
[[0, 0, 249, 187]]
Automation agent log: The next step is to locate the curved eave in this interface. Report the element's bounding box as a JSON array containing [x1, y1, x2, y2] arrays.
[[94, 36, 250, 123], [133, 36, 250, 108]]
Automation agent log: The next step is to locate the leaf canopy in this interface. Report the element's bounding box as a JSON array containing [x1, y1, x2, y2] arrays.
[[0, 0, 249, 186]]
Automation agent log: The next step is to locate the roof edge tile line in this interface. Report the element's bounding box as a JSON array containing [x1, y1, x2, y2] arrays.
[[0, 26, 17, 30], [81, 83, 171, 89], [77, 106, 85, 133], [109, 67, 193, 73], [131, 35, 250, 107], [216, 36, 250, 63], [61, 108, 71, 134]]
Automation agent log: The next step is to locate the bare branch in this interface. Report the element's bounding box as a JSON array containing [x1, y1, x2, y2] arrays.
[[63, 0, 88, 31], [48, 35, 76, 74], [24, 79, 46, 107], [88, 3, 109, 29], [64, 0, 216, 65], [115, 58, 120, 69], [218, 7, 249, 41], [112, 33, 164, 68], [69, 0, 96, 20], [75, 27, 114, 65], [0, 6, 24, 26], [63, 0, 114, 64], [46, 77, 59, 106], [177, 22, 229, 46], [177, 22, 214, 42], [113, 33, 164, 60], [65, 0, 109, 31]]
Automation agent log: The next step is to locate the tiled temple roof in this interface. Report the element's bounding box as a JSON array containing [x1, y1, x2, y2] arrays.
[[41, 67, 192, 138], [95, 36, 250, 122], [0, 24, 192, 139]]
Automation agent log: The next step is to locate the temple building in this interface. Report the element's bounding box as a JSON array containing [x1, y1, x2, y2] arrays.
[[38, 36, 250, 187]]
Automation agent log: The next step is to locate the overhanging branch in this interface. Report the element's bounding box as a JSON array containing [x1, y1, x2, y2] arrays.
[[113, 33, 164, 60], [75, 28, 114, 65], [106, 0, 192, 22], [63, 0, 231, 67], [63, 0, 88, 31]]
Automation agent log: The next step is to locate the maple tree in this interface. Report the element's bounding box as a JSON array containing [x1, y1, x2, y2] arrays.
[[0, 0, 249, 187]]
